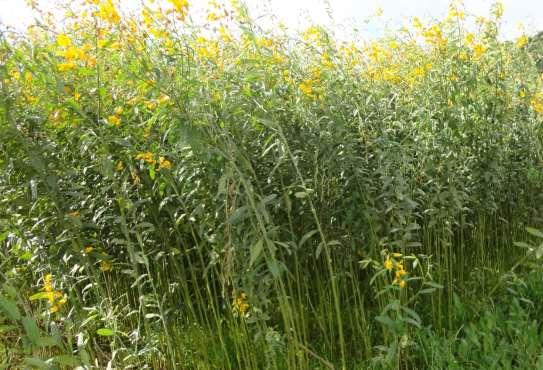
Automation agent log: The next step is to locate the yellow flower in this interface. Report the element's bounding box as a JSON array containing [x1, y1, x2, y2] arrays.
[[207, 12, 221, 21], [68, 210, 80, 218], [116, 160, 124, 172], [473, 44, 486, 59], [97, 0, 121, 24], [399, 280, 407, 289], [395, 263, 407, 278], [56, 34, 72, 47], [107, 115, 121, 127], [531, 93, 543, 113], [384, 258, 393, 270], [167, 0, 189, 20], [299, 80, 314, 97], [58, 46, 87, 61], [39, 274, 67, 313], [135, 151, 156, 165], [464, 33, 475, 46], [447, 4, 465, 20], [84, 246, 94, 254], [43, 274, 53, 293], [158, 156, 172, 170], [58, 62, 76, 72], [516, 35, 528, 48], [100, 260, 112, 272], [412, 17, 423, 30], [492, 1, 504, 19], [233, 292, 249, 315], [131, 169, 141, 185]]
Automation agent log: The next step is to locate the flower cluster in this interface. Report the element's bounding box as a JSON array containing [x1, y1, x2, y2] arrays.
[[383, 253, 408, 288]]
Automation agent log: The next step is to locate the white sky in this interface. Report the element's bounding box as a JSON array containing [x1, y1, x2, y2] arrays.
[[0, 0, 542, 40]]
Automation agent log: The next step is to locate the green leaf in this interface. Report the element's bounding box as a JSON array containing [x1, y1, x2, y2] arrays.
[[375, 314, 395, 329], [22, 317, 41, 345], [54, 355, 81, 367], [249, 239, 263, 267], [526, 227, 543, 239], [23, 357, 49, 369], [18, 251, 33, 261], [0, 296, 21, 321], [0, 324, 17, 333], [299, 230, 318, 248], [2, 283, 18, 299], [513, 241, 533, 249], [29, 292, 53, 301], [96, 328, 115, 336]]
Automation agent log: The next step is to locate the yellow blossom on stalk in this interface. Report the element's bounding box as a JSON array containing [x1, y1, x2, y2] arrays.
[[256, 37, 274, 49], [384, 257, 393, 270], [8, 70, 20, 80], [473, 43, 486, 58], [388, 40, 399, 50], [422, 24, 447, 48], [233, 292, 249, 315], [24, 72, 32, 83], [135, 151, 156, 165], [97, 0, 121, 24], [158, 156, 172, 170], [59, 46, 88, 61], [412, 17, 423, 30], [84, 246, 94, 254], [145, 100, 158, 110], [207, 11, 221, 21], [100, 260, 112, 272], [107, 115, 121, 127], [116, 160, 124, 172], [531, 93, 543, 113], [399, 280, 407, 288], [167, 0, 189, 20], [35, 274, 67, 313], [131, 170, 141, 185], [464, 33, 475, 46], [219, 26, 232, 43], [58, 62, 76, 72], [492, 1, 504, 19], [516, 34, 528, 48], [375, 7, 383, 17], [302, 26, 323, 44], [412, 66, 426, 78], [447, 4, 465, 20], [321, 53, 334, 69], [299, 81, 313, 96], [157, 95, 171, 105], [74, 92, 81, 101], [56, 34, 72, 47], [395, 263, 407, 278]]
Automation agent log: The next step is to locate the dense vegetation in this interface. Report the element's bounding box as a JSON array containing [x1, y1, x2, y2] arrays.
[[1, 0, 543, 368]]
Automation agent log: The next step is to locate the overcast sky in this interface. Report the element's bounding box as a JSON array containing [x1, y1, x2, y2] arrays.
[[0, 0, 542, 40]]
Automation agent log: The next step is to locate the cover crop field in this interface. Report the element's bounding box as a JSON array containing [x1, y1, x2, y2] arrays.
[[1, 0, 543, 368]]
